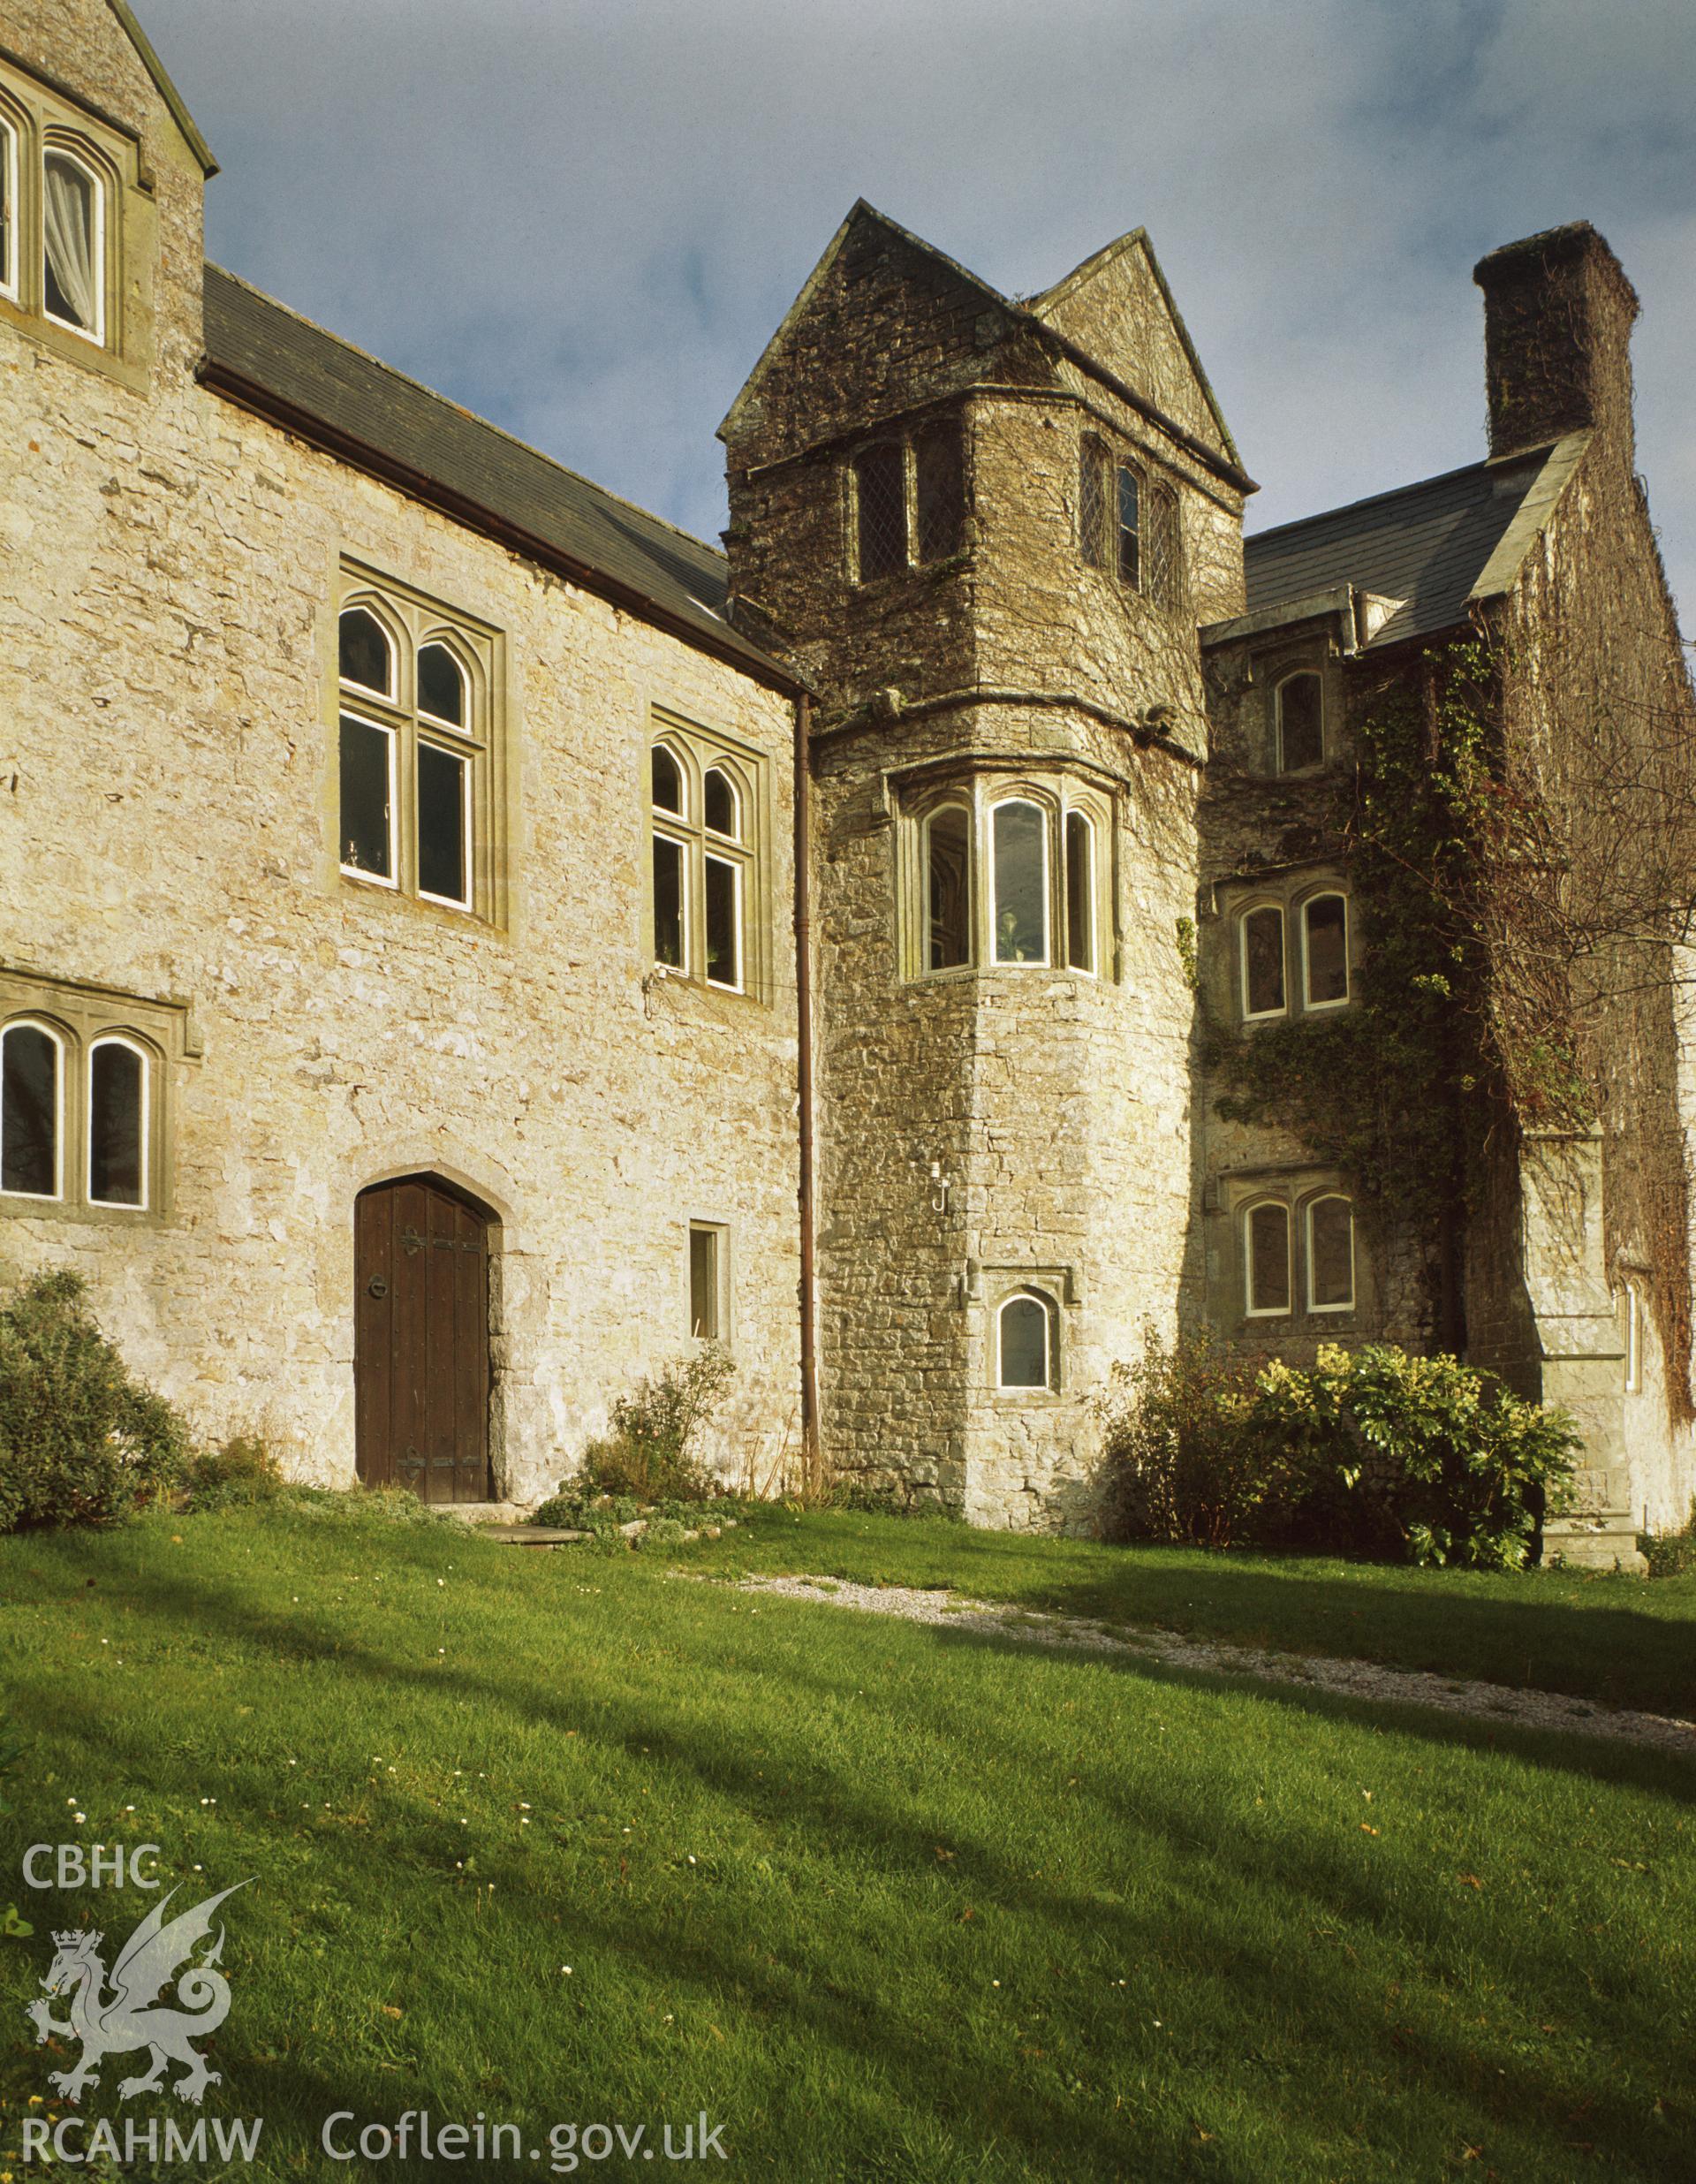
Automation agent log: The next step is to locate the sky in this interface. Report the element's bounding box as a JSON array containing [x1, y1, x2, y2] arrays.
[[140, 0, 1696, 630]]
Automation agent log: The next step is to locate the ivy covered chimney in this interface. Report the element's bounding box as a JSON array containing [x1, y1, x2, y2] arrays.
[[1473, 222, 1639, 463]]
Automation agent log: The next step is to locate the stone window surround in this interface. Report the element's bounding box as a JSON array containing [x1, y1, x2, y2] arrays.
[[1219, 1171, 1363, 1328], [645, 707, 775, 1007], [1240, 640, 1342, 778], [687, 1219, 733, 1350], [1225, 870, 1353, 1025], [894, 764, 1116, 986], [1078, 426, 1185, 612], [329, 563, 509, 930], [965, 1261, 1079, 1399], [0, 50, 154, 390], [0, 966, 199, 1227], [843, 413, 970, 588], [1274, 666, 1327, 775]]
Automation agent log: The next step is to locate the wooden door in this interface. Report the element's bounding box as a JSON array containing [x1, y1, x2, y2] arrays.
[[354, 1175, 491, 1503]]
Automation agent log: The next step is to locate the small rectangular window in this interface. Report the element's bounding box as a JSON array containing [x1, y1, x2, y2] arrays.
[[417, 742, 470, 906], [914, 421, 965, 563], [653, 835, 685, 968], [339, 715, 395, 883], [1242, 906, 1286, 1019], [1079, 438, 1109, 568], [1277, 675, 1324, 772], [704, 854, 741, 990], [1307, 1197, 1354, 1310], [689, 1225, 722, 1341], [1146, 484, 1183, 611]]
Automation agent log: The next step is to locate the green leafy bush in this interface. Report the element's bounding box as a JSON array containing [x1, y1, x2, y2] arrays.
[[184, 1432, 285, 1511], [0, 1271, 190, 1531], [573, 1346, 736, 1503], [1643, 1500, 1696, 1578], [1097, 1330, 1579, 1568], [1095, 1326, 1283, 1551]]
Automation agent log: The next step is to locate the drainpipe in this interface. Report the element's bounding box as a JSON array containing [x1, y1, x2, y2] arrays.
[[794, 691, 822, 1491]]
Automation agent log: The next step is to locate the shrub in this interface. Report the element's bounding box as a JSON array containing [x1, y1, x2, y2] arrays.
[[1095, 1325, 1283, 1550], [576, 1346, 736, 1503], [184, 1432, 284, 1512], [0, 1271, 190, 1531], [1643, 1500, 1696, 1579], [1096, 1330, 1580, 1568]]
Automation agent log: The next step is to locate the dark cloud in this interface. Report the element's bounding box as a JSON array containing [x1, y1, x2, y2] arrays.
[[141, 0, 1694, 623]]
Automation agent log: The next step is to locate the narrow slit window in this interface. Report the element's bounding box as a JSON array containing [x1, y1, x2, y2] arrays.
[[914, 421, 965, 564], [0, 121, 16, 300], [418, 742, 470, 906], [1116, 466, 1141, 588], [339, 608, 394, 698], [1307, 1196, 1354, 1311], [926, 805, 971, 971], [417, 643, 466, 726], [1, 1021, 61, 1200], [88, 1038, 146, 1209], [653, 836, 685, 969], [705, 855, 741, 990], [854, 444, 907, 580], [1277, 673, 1324, 772], [704, 767, 738, 838], [1625, 1282, 1642, 1393], [339, 715, 395, 882], [1079, 436, 1110, 568], [1246, 1202, 1291, 1316], [992, 800, 1048, 966], [42, 148, 101, 340], [997, 1293, 1052, 1390], [1241, 906, 1286, 1019], [1064, 810, 1095, 974], [1303, 894, 1350, 1007], [689, 1225, 721, 1340]]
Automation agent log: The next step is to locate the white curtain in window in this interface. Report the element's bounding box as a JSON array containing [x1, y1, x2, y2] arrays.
[[43, 155, 97, 331]]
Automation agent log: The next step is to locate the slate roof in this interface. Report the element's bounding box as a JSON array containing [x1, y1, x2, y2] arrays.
[[201, 265, 794, 689], [1243, 453, 1547, 648]]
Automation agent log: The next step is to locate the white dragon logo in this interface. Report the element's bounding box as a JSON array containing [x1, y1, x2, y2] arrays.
[[26, 1881, 250, 2105]]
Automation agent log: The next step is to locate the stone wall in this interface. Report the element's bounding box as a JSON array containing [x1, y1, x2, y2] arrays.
[[0, 0, 803, 1500]]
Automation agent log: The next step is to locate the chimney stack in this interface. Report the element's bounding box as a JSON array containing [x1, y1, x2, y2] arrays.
[[1473, 223, 1639, 464]]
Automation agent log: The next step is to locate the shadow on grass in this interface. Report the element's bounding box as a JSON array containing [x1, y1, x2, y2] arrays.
[[690, 1515, 1696, 1718], [5, 1524, 1690, 2181]]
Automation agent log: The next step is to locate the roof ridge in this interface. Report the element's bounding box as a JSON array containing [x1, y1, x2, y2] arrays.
[[202, 263, 727, 567], [1246, 454, 1528, 546]]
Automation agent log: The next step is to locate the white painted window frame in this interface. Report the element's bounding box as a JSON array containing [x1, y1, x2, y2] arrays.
[[1624, 1280, 1642, 1393], [416, 638, 469, 731], [416, 737, 473, 912], [41, 141, 104, 346], [996, 1289, 1055, 1392], [1239, 902, 1288, 1022], [1244, 1199, 1292, 1317], [704, 849, 745, 995], [338, 603, 398, 704], [1305, 1193, 1355, 1313], [0, 1016, 65, 1202], [1300, 890, 1352, 1012], [337, 709, 399, 891], [0, 115, 19, 305], [86, 1033, 150, 1211], [988, 794, 1051, 968]]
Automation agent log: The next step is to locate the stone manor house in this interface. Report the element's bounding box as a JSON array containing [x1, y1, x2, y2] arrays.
[[4, 2, 1693, 1558]]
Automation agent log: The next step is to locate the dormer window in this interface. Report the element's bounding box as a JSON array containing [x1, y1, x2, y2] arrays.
[[1276, 671, 1325, 772], [42, 146, 102, 342]]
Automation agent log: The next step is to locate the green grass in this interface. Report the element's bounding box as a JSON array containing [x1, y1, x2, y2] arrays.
[[0, 1500, 1690, 2182], [672, 1508, 1696, 1718]]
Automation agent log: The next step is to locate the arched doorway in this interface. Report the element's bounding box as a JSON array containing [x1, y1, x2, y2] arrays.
[[354, 1173, 494, 1503]]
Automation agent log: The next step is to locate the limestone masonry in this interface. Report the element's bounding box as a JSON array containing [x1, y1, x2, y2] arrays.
[[4, 2, 1692, 1559]]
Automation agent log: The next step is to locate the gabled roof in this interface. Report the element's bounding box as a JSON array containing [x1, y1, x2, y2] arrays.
[[200, 265, 796, 692], [108, 1, 217, 174], [722, 200, 1254, 492], [1243, 446, 1561, 648], [1025, 227, 1241, 470]]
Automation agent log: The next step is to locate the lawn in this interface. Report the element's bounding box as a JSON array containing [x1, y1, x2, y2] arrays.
[[0, 1498, 1690, 2182], [673, 1507, 1696, 1718]]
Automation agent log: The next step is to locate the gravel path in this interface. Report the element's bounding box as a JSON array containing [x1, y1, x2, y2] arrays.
[[727, 1574, 1696, 1756]]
